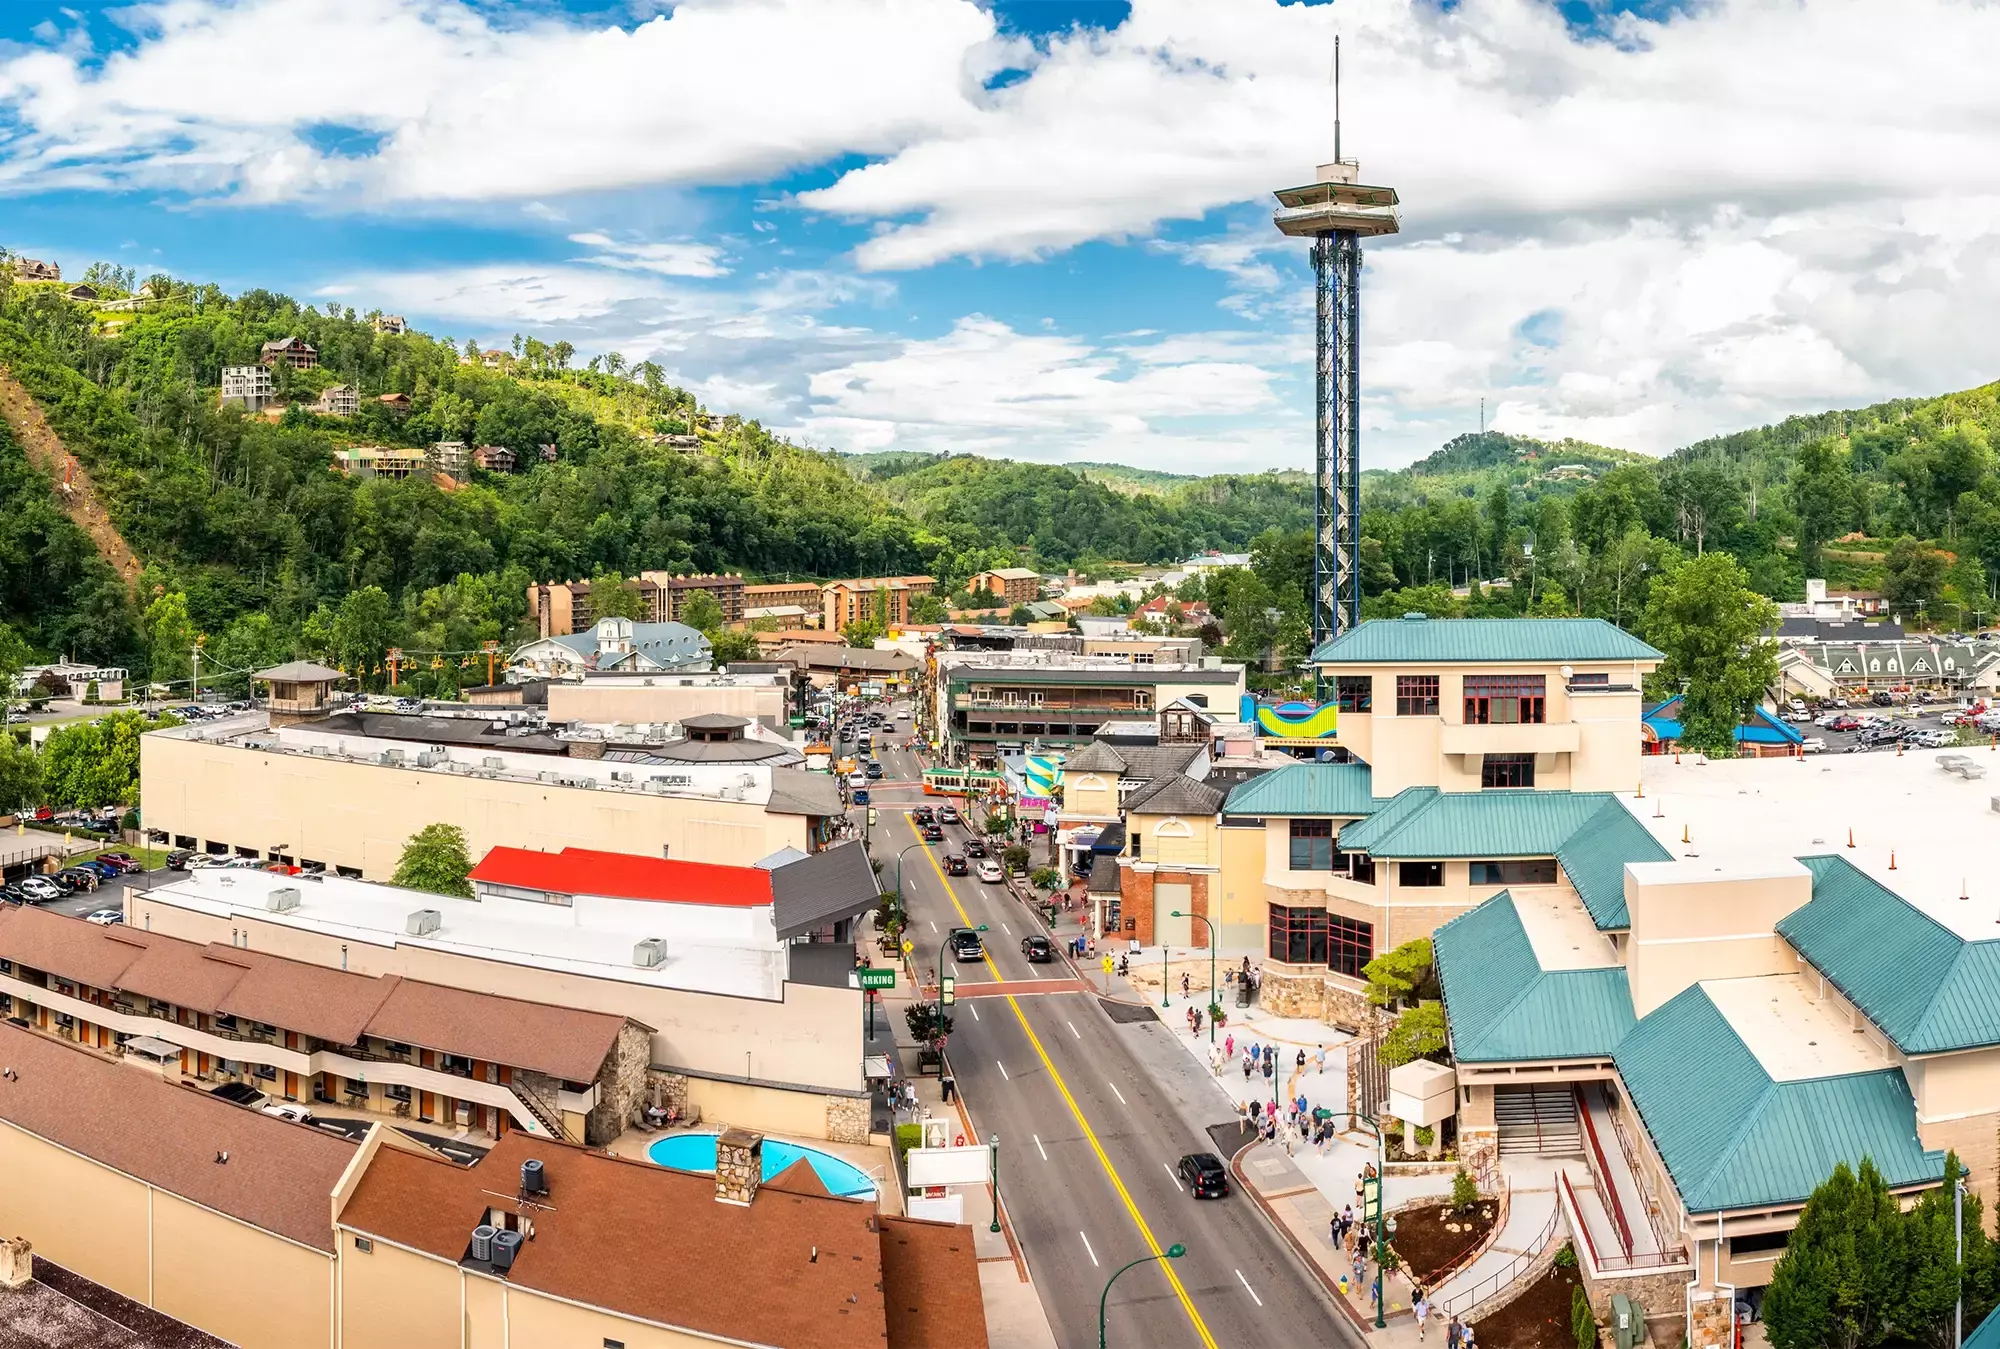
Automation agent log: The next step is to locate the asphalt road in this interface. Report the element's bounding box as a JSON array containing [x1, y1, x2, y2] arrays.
[[852, 711, 1356, 1349]]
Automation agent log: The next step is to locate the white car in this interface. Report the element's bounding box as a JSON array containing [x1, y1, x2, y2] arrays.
[[17, 877, 59, 903], [976, 860, 1004, 884], [260, 1103, 313, 1124], [184, 853, 221, 869], [222, 856, 263, 869], [1799, 737, 1826, 754], [84, 908, 124, 926]]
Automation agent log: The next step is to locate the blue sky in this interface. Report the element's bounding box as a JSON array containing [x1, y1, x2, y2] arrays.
[[3, 0, 1997, 473]]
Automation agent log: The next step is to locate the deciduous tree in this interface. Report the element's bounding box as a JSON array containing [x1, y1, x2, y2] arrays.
[[1641, 552, 1778, 755], [391, 822, 475, 898]]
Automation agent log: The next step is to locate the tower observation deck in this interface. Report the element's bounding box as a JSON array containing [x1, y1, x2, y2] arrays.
[[1273, 159, 1399, 653]]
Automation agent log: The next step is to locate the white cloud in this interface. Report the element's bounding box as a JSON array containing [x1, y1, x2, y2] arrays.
[[568, 232, 730, 279]]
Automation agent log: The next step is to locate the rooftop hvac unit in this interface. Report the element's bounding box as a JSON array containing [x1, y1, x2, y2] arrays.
[[521, 1158, 548, 1195], [632, 938, 668, 968], [490, 1228, 523, 1272], [415, 751, 443, 768], [265, 887, 301, 913], [610, 771, 631, 783], [644, 779, 668, 794], [383, 748, 405, 764], [406, 909, 442, 936], [536, 771, 558, 783], [483, 757, 504, 770], [576, 779, 598, 790], [470, 1224, 496, 1263]]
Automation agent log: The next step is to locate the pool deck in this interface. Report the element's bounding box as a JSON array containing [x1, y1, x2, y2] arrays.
[[602, 1126, 901, 1217]]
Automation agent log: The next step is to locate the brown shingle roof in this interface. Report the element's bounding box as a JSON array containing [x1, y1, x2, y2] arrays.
[[0, 910, 631, 1080], [366, 981, 632, 1084], [0, 1026, 352, 1251], [879, 1215, 989, 1349], [340, 1133, 898, 1348]]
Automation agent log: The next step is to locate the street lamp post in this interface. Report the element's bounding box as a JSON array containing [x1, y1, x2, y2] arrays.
[[989, 1132, 1000, 1234], [1347, 1110, 1391, 1329], [1170, 910, 1217, 1042], [1098, 1244, 1187, 1349], [1161, 942, 1171, 1009], [890, 842, 928, 905]]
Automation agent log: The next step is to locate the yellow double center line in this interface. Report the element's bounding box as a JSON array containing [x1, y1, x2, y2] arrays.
[[914, 824, 1219, 1349]]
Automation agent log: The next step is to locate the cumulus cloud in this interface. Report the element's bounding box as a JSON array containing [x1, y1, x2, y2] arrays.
[[568, 232, 730, 279]]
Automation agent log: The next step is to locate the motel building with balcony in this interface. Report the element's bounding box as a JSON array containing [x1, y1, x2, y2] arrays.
[[940, 659, 1246, 766]]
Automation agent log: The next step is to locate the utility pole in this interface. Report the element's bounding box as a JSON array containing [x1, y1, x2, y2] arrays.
[[190, 640, 201, 704]]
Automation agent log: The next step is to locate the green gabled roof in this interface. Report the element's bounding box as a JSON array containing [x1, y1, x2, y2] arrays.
[[1221, 762, 1377, 817], [1311, 616, 1663, 665], [1780, 856, 2000, 1054], [1555, 799, 1675, 930], [1336, 788, 1617, 859], [1614, 984, 1942, 1214], [1968, 1305, 2000, 1349], [1434, 895, 1635, 1063]]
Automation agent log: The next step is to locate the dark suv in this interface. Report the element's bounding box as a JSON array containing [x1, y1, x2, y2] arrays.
[[1178, 1152, 1229, 1199], [944, 854, 969, 876], [964, 838, 987, 858], [949, 927, 984, 962], [1021, 934, 1053, 963]]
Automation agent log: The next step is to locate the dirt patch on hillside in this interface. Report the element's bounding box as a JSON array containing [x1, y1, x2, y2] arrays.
[[0, 363, 143, 592]]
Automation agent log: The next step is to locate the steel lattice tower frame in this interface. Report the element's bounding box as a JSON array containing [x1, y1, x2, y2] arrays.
[[1275, 168, 1398, 658]]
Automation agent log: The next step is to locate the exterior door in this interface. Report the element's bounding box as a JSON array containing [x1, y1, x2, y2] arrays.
[[1155, 883, 1193, 947], [420, 1091, 435, 1123]]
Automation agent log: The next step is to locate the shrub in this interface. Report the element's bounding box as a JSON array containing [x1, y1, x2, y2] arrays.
[[1002, 845, 1029, 872], [1029, 866, 1061, 890], [1452, 1168, 1479, 1211], [1553, 1244, 1578, 1269], [1571, 1283, 1596, 1349], [893, 1123, 922, 1162], [1415, 1125, 1436, 1147]]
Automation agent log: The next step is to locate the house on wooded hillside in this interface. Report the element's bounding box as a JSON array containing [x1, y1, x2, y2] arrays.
[[259, 336, 318, 369], [311, 384, 358, 417], [473, 444, 516, 473], [372, 314, 407, 334], [219, 365, 275, 412], [14, 258, 59, 281], [377, 392, 410, 413], [64, 283, 98, 302]]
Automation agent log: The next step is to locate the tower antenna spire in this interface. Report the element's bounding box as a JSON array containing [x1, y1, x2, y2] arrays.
[[1333, 35, 1342, 165]]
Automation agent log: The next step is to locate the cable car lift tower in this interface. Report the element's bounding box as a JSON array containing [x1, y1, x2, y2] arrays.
[[1272, 42, 1399, 653]]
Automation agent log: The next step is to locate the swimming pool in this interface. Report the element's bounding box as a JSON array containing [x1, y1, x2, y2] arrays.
[[646, 1132, 878, 1199]]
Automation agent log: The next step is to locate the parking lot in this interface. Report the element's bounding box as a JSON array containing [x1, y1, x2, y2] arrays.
[[1794, 700, 1991, 754]]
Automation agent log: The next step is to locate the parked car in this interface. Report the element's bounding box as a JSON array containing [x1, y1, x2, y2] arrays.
[[40, 874, 74, 897], [0, 883, 26, 905], [260, 1103, 313, 1124], [1828, 716, 1862, 732], [1021, 933, 1053, 963], [937, 804, 960, 825], [185, 853, 223, 869], [97, 852, 142, 873], [55, 868, 99, 892], [944, 854, 969, 876], [222, 856, 264, 869], [977, 859, 1004, 884], [18, 877, 59, 903], [209, 1081, 266, 1107], [1799, 737, 1827, 754], [1178, 1152, 1230, 1199], [949, 927, 984, 961], [84, 909, 123, 926]]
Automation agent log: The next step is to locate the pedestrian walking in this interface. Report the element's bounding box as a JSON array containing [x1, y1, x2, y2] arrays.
[[1447, 1316, 1464, 1349], [1315, 1044, 1328, 1075], [1262, 1055, 1274, 1082], [1239, 1099, 1251, 1134], [1415, 1291, 1431, 1340], [941, 1072, 956, 1104], [1249, 1042, 1261, 1065], [1296, 1047, 1307, 1075], [1181, 971, 1191, 1000], [1225, 1032, 1236, 1059], [1193, 1008, 1204, 1037], [1242, 1052, 1253, 1083], [1463, 1324, 1476, 1349]]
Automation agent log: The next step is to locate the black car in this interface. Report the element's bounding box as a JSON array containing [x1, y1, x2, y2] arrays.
[[911, 806, 935, 825], [1021, 934, 1053, 963], [1178, 1152, 1229, 1199], [0, 883, 24, 905], [949, 927, 984, 961], [944, 854, 969, 876], [864, 760, 884, 779], [922, 823, 945, 843], [209, 1081, 266, 1106], [42, 874, 75, 897], [166, 849, 195, 871], [964, 838, 987, 858]]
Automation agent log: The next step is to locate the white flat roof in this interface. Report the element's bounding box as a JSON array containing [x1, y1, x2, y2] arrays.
[[1512, 886, 1621, 971], [1701, 974, 1895, 1082], [145, 870, 788, 1001], [1635, 748, 2000, 938]]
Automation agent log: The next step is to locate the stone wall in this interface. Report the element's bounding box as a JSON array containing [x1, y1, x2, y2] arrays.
[[1461, 1129, 1500, 1183], [1264, 967, 1378, 1034], [1579, 1262, 1696, 1345], [647, 1069, 691, 1114], [825, 1094, 870, 1145], [1689, 1291, 1734, 1349], [715, 1128, 763, 1206], [589, 1023, 654, 1144]]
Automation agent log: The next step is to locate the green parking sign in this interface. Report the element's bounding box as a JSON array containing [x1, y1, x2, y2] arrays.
[[856, 968, 896, 991]]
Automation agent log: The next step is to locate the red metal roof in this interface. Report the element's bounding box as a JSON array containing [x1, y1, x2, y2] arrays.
[[469, 846, 774, 908]]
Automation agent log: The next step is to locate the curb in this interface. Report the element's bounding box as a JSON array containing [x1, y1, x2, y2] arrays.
[[1229, 1144, 1377, 1334]]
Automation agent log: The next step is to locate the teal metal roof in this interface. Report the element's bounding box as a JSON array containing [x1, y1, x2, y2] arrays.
[[1968, 1305, 2000, 1349], [1336, 788, 1617, 859], [1780, 856, 2000, 1054], [1434, 895, 1635, 1063], [1221, 762, 1377, 818], [1555, 799, 1675, 930], [1614, 984, 1942, 1214], [1311, 616, 1663, 665]]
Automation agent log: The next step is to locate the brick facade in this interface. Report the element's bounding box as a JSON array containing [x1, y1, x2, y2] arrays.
[[1119, 868, 1211, 946]]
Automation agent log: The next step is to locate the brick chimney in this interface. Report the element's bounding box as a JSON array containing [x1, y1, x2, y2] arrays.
[[0, 1236, 32, 1289], [714, 1127, 763, 1206]]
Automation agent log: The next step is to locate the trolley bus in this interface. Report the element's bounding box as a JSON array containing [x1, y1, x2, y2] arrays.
[[921, 767, 1003, 797]]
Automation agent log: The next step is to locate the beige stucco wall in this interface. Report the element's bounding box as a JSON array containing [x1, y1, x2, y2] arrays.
[[0, 1110, 333, 1349], [1217, 823, 1266, 948], [133, 897, 865, 1108], [142, 733, 808, 877], [1061, 771, 1121, 822], [1315, 661, 1652, 797], [547, 680, 786, 726], [1134, 810, 1219, 870], [1625, 862, 1809, 1017]]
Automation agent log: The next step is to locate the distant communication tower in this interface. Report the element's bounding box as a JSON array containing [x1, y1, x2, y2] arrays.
[[1273, 37, 1398, 651]]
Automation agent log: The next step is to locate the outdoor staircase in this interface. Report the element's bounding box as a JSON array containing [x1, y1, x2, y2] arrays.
[[511, 1082, 581, 1142], [1495, 1087, 1582, 1156]]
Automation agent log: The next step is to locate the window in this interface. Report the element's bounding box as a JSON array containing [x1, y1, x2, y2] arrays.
[[252, 1063, 277, 1081], [1395, 676, 1439, 716], [1463, 674, 1546, 725], [1330, 915, 1374, 978], [1482, 754, 1536, 788], [1398, 862, 1444, 888], [1336, 676, 1372, 713], [1731, 1230, 1789, 1257], [353, 1237, 374, 1254], [1470, 859, 1559, 886], [1569, 672, 1610, 688], [1267, 905, 1328, 965], [386, 1083, 413, 1102], [1289, 819, 1335, 870], [1343, 853, 1377, 885]]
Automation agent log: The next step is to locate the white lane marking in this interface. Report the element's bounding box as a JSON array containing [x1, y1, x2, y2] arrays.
[[1034, 1134, 1048, 1161], [996, 1060, 1010, 1080], [929, 920, 937, 933], [1165, 1163, 1183, 1192], [1067, 1020, 1080, 1039], [1107, 1080, 1127, 1106], [1235, 1269, 1264, 1307], [1080, 1231, 1099, 1267], [969, 1003, 980, 1021], [1001, 921, 1011, 935]]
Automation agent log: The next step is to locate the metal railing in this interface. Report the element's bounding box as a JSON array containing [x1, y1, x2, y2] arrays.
[[1438, 1198, 1561, 1316], [1558, 1170, 1690, 1273], [1573, 1085, 1636, 1256]]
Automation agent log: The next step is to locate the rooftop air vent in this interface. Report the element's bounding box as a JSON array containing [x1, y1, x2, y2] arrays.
[[265, 887, 301, 913], [406, 909, 442, 936], [490, 1228, 523, 1272], [383, 748, 405, 764], [415, 750, 443, 768], [483, 757, 503, 770], [632, 938, 668, 968]]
